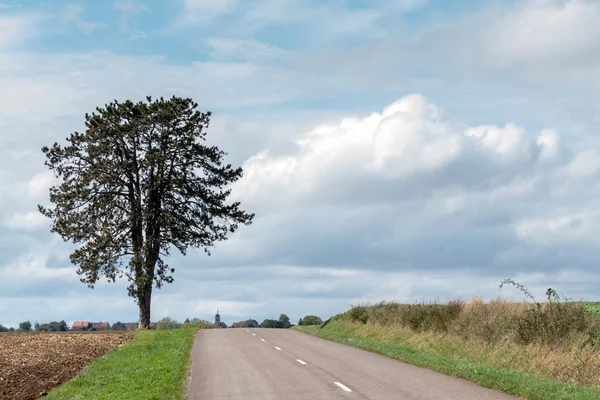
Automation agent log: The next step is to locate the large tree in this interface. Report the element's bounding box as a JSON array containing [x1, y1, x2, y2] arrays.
[[40, 96, 254, 329], [18, 321, 32, 332]]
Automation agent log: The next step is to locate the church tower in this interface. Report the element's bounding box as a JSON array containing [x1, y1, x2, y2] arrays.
[[215, 309, 221, 328]]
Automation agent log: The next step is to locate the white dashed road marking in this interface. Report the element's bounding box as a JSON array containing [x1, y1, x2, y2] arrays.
[[274, 346, 282, 351], [252, 333, 256, 336], [261, 338, 266, 342], [334, 382, 353, 392], [296, 359, 307, 365]]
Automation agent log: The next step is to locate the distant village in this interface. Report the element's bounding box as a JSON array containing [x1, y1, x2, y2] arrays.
[[0, 310, 323, 332], [71, 321, 157, 331]]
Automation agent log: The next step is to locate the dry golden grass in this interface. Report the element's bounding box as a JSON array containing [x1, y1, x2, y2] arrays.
[[344, 296, 600, 389]]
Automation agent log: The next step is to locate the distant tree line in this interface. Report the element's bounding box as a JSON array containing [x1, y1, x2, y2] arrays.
[[0, 320, 69, 332], [297, 315, 323, 326], [153, 317, 215, 330], [0, 314, 325, 333]]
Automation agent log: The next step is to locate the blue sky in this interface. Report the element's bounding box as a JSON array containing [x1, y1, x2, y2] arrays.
[[2, 0, 600, 327]]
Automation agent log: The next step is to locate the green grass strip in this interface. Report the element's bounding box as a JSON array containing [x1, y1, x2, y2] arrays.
[[47, 328, 198, 400], [295, 324, 600, 400]]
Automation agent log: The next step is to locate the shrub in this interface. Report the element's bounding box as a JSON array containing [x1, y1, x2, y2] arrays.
[[260, 319, 284, 328], [334, 279, 600, 350], [156, 317, 182, 330], [243, 319, 259, 328], [301, 315, 323, 326], [349, 304, 370, 324]]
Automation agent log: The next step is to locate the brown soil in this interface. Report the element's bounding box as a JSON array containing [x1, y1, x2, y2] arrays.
[[0, 331, 133, 400]]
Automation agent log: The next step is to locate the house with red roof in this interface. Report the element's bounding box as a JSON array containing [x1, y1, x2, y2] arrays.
[[90, 322, 111, 331], [71, 321, 92, 331]]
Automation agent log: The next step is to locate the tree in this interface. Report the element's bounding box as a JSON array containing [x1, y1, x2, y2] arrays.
[[34, 322, 40, 331], [18, 321, 32, 332], [298, 318, 303, 326], [260, 319, 283, 329], [0, 324, 8, 332], [58, 320, 68, 331], [190, 318, 213, 329], [39, 96, 255, 329], [243, 319, 259, 328], [301, 315, 323, 326], [278, 314, 291, 329], [156, 317, 182, 330]]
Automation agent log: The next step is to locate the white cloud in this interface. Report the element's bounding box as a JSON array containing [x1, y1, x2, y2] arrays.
[[27, 171, 55, 198], [561, 149, 600, 179], [113, 0, 148, 36], [180, 0, 238, 22], [229, 93, 600, 283], [113, 0, 148, 15], [423, 0, 600, 78], [206, 38, 288, 61], [515, 213, 595, 244], [5, 211, 47, 231], [61, 3, 105, 34], [483, 0, 600, 69], [233, 94, 561, 206], [0, 14, 39, 49]]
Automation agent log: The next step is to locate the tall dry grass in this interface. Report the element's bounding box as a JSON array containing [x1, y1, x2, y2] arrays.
[[341, 282, 600, 388]]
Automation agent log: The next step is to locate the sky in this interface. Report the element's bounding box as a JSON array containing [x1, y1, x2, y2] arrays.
[[1, 0, 600, 327]]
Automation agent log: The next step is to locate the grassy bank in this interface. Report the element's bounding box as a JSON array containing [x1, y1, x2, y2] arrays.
[[46, 328, 197, 400], [296, 297, 600, 400]]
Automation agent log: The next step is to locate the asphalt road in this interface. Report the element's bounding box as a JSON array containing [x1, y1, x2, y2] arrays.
[[186, 328, 519, 400]]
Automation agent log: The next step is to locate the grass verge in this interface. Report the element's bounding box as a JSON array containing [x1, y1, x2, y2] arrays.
[[46, 328, 198, 400], [295, 320, 600, 400]]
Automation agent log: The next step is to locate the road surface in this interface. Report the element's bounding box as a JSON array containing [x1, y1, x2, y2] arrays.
[[186, 328, 519, 400]]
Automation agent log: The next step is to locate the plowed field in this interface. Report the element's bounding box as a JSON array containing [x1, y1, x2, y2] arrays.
[[0, 331, 133, 400]]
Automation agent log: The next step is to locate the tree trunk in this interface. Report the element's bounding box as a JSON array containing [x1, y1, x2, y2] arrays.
[[138, 282, 152, 329]]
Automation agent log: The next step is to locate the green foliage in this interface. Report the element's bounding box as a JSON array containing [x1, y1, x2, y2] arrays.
[[301, 315, 323, 326], [349, 304, 370, 324], [499, 279, 594, 346], [260, 319, 283, 328], [243, 319, 259, 328], [36, 321, 69, 332], [320, 318, 332, 329], [18, 320, 32, 331], [582, 302, 600, 317], [8, 327, 14, 332], [156, 317, 182, 330], [339, 280, 600, 349], [0, 324, 9, 332], [298, 318, 303, 326], [39, 96, 255, 329], [278, 314, 291, 329], [189, 318, 213, 329]]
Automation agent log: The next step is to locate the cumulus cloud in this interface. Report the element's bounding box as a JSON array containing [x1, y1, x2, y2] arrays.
[[226, 94, 600, 287], [234, 94, 562, 206]]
